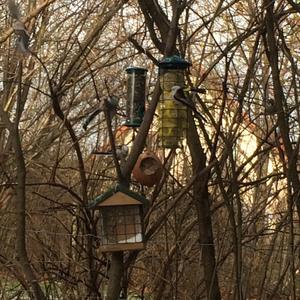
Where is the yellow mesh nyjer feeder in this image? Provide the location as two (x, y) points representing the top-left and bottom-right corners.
(158, 56), (191, 148)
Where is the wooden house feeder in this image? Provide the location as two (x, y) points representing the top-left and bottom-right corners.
(124, 67), (148, 127)
(158, 56), (191, 148)
(89, 185), (148, 252)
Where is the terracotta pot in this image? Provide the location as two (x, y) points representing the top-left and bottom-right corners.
(132, 151), (163, 187)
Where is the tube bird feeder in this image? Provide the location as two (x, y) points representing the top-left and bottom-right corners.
(158, 56), (191, 148)
(124, 67), (147, 127)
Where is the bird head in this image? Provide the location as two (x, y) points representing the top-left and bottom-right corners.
(107, 96), (119, 109)
(171, 85), (182, 93)
(171, 85), (182, 96)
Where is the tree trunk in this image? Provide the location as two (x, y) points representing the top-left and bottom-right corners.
(106, 252), (124, 300)
(187, 115), (221, 299)
(12, 63), (46, 300)
(264, 0), (300, 218)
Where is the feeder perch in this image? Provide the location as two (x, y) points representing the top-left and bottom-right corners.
(124, 67), (148, 127)
(132, 151), (163, 187)
(158, 56), (191, 148)
(89, 185), (148, 252)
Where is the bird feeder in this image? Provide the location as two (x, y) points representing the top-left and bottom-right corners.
(158, 56), (191, 148)
(124, 67), (148, 127)
(89, 185), (148, 252)
(132, 151), (163, 187)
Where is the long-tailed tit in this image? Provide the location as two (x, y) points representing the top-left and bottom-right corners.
(171, 85), (207, 122)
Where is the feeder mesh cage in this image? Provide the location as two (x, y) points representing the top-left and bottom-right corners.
(159, 69), (188, 148)
(125, 68), (147, 127)
(99, 205), (143, 246)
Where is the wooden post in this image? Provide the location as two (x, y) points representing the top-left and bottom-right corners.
(106, 251), (124, 300)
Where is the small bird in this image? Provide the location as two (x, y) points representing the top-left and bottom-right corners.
(264, 98), (277, 115)
(83, 96), (119, 130)
(16, 34), (30, 53)
(13, 21), (30, 52)
(105, 96), (119, 117)
(8, 0), (30, 53)
(171, 85), (207, 122)
(116, 144), (129, 160)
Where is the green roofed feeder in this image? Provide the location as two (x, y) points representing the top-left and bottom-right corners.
(158, 56), (191, 148)
(158, 55), (191, 70)
(124, 67), (147, 127)
(89, 185), (148, 252)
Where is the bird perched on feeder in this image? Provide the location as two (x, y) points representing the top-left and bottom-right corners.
(115, 144), (129, 160)
(171, 85), (207, 122)
(83, 96), (119, 130)
(8, 0), (30, 53)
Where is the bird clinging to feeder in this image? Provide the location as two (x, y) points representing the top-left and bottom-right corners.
(115, 144), (129, 160)
(171, 85), (207, 122)
(158, 55), (191, 148)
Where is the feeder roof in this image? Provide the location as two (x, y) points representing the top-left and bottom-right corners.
(158, 55), (191, 70)
(88, 185), (148, 209)
(126, 66), (148, 74)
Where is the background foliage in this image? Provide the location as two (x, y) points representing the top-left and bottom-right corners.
(0, 0), (300, 299)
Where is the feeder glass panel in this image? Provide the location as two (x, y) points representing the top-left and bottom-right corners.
(125, 67), (147, 127)
(99, 205), (143, 246)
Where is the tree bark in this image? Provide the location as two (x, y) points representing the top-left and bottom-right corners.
(12, 63), (46, 300)
(106, 252), (124, 300)
(264, 0), (300, 218)
(12, 127), (47, 300)
(187, 114), (221, 300)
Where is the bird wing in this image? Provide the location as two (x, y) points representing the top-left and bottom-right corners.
(173, 90), (196, 111)
(16, 32), (30, 52)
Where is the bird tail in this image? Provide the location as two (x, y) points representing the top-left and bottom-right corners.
(193, 109), (207, 122)
(83, 109), (101, 130)
(190, 87), (206, 94)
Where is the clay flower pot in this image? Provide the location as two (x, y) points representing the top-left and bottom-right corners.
(132, 151), (163, 187)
